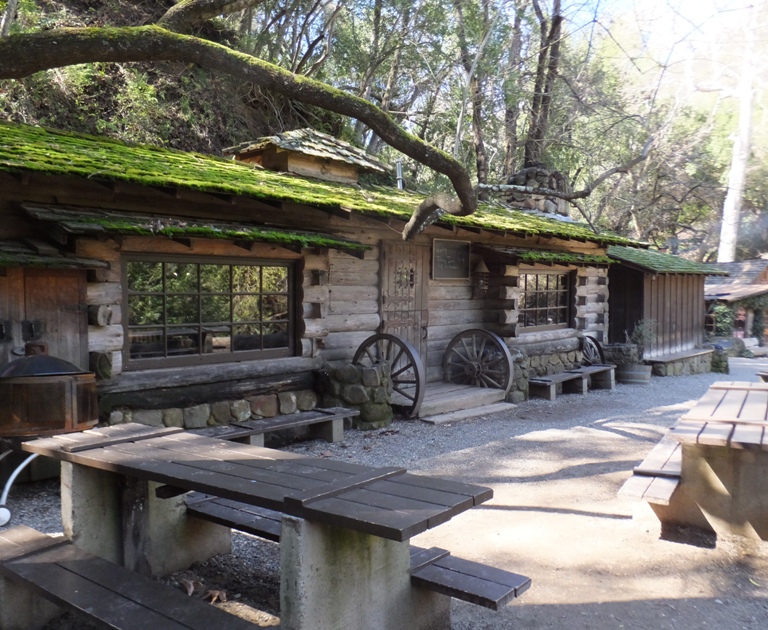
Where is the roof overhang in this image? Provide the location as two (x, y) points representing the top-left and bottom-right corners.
(475, 245), (613, 267)
(607, 245), (726, 276)
(0, 239), (109, 269)
(705, 284), (768, 303)
(22, 203), (370, 259)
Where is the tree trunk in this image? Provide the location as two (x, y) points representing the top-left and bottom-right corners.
(452, 0), (491, 188)
(717, 4), (759, 262)
(503, 5), (524, 179)
(0, 0), (19, 37)
(524, 0), (562, 167)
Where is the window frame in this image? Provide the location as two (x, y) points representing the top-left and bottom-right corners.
(122, 254), (298, 370)
(517, 269), (575, 332)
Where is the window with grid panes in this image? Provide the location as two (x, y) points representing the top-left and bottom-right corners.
(124, 256), (295, 368)
(518, 271), (572, 330)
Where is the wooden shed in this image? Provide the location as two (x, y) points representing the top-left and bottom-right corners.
(0, 121), (644, 424)
(607, 246), (725, 372)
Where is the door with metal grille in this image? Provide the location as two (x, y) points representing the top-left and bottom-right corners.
(380, 243), (429, 362)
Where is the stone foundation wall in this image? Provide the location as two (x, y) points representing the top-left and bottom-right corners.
(650, 352), (714, 377)
(316, 363), (393, 430)
(505, 334), (583, 403)
(107, 389), (318, 431)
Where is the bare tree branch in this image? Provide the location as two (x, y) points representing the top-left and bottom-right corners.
(481, 137), (654, 201)
(159, 0), (267, 34)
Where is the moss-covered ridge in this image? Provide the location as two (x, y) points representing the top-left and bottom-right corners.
(24, 204), (368, 254)
(0, 121), (637, 246)
(608, 245), (727, 275)
(497, 248), (613, 265)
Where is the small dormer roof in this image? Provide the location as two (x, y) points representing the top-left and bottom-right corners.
(224, 128), (390, 174)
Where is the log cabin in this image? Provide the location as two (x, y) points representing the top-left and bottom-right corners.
(0, 121), (715, 430)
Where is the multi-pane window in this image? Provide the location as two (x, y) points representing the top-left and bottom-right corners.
(125, 257), (293, 366)
(518, 271), (571, 330)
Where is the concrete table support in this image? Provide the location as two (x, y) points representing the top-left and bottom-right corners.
(61, 461), (231, 575)
(280, 516), (451, 630)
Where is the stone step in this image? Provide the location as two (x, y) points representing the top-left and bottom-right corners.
(420, 402), (517, 425)
(417, 385), (507, 418)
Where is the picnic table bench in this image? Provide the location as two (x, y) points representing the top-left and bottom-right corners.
(7, 423), (529, 630)
(0, 525), (258, 630)
(185, 491), (531, 610)
(189, 406), (359, 446)
(618, 435), (681, 506)
(620, 381), (768, 541)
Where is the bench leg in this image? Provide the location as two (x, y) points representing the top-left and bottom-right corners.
(529, 383), (556, 401)
(246, 433), (266, 447)
(563, 377), (588, 395)
(280, 516), (450, 630)
(308, 418), (344, 443)
(591, 370), (615, 390)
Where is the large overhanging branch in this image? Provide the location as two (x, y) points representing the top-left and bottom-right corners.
(159, 0), (268, 34)
(0, 25), (477, 239)
(479, 137), (654, 201)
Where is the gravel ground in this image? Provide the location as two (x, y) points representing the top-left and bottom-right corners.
(6, 357), (768, 629)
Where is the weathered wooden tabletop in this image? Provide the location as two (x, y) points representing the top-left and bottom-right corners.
(22, 423), (492, 542)
(670, 381), (768, 450)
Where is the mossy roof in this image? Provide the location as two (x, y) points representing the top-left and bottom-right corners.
(23, 204), (368, 256)
(477, 245), (613, 266)
(0, 121), (637, 246)
(224, 128), (390, 174)
(608, 245), (727, 275)
(0, 239), (109, 269)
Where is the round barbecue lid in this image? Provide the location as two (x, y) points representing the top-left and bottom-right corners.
(0, 354), (88, 378)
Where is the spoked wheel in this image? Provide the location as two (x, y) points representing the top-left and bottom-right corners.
(353, 333), (426, 418)
(443, 329), (514, 392)
(581, 336), (605, 366)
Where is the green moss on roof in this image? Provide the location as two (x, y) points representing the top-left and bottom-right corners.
(23, 205), (368, 254)
(608, 245), (726, 275)
(0, 121), (637, 246)
(502, 249), (613, 265)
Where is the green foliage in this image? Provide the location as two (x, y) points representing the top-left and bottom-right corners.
(626, 319), (657, 359)
(708, 303), (735, 337)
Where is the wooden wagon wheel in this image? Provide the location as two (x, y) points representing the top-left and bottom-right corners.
(581, 336), (605, 366)
(443, 329), (514, 392)
(353, 333), (426, 418)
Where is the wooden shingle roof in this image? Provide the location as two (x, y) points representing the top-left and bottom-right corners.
(0, 121), (638, 247)
(224, 128), (390, 174)
(608, 245), (726, 275)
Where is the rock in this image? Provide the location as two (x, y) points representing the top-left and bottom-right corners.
(184, 404), (210, 429)
(133, 409), (163, 427)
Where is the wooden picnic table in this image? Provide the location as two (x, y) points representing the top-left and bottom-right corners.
(20, 422), (495, 630)
(658, 381), (768, 540)
(21, 423), (491, 542)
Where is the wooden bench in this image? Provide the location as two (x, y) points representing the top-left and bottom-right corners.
(618, 435), (682, 506)
(528, 371), (588, 400)
(190, 406), (359, 446)
(566, 364), (616, 390)
(185, 492), (531, 611)
(0, 525), (258, 630)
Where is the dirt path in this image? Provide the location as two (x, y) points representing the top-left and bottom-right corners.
(412, 359), (768, 629)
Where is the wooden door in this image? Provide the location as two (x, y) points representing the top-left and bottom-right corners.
(0, 269), (88, 369)
(24, 269), (88, 369)
(380, 243), (429, 362)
